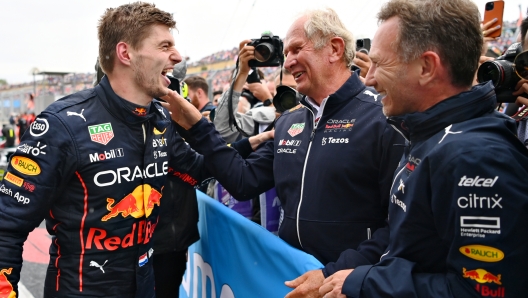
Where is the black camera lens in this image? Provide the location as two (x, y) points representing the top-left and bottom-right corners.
(254, 43), (274, 62)
(515, 51), (528, 80)
(485, 2), (494, 11)
(273, 85), (300, 113)
(477, 60), (516, 89)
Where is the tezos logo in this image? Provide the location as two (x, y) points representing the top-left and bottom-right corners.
(30, 118), (49, 137)
(322, 137), (349, 145)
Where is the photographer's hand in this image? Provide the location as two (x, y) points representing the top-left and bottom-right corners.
(246, 82), (273, 103)
(160, 90), (202, 130)
(514, 79), (528, 106)
(233, 40), (255, 92)
(353, 51), (372, 78)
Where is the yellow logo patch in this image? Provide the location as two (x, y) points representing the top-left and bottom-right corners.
(459, 245), (504, 262)
(11, 156), (41, 176)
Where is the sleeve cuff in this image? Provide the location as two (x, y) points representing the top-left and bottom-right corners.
(342, 265), (372, 298)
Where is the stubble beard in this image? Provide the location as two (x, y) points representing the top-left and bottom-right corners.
(133, 56), (167, 99)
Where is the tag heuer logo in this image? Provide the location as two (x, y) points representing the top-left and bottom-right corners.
(288, 123), (305, 137)
(88, 123), (114, 145)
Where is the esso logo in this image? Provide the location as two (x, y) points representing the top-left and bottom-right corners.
(30, 118), (49, 137)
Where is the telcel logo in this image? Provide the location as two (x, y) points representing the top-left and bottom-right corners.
(459, 245), (504, 262)
(458, 176), (498, 187)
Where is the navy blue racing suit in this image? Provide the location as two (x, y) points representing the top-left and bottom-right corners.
(0, 76), (207, 298)
(342, 82), (528, 297)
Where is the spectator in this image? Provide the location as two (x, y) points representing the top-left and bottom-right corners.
(514, 13), (528, 147)
(1, 124), (15, 148)
(184, 76), (215, 113)
(318, 1), (528, 297)
(212, 90), (223, 106)
(0, 3), (209, 297)
(161, 6), (404, 287)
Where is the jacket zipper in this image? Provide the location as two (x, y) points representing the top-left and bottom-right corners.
(296, 105), (321, 248)
(142, 123), (146, 144)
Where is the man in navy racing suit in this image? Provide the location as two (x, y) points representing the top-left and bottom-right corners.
(161, 8), (404, 298)
(0, 3), (209, 297)
(318, 0), (528, 297)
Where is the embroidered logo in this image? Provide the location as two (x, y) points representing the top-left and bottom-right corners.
(88, 123), (114, 145)
(287, 123), (305, 137)
(67, 109), (86, 121)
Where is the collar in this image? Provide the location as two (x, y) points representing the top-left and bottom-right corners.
(300, 72), (365, 112)
(95, 76), (171, 130)
(387, 81), (496, 142)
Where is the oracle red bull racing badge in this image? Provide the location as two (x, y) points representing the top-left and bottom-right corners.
(288, 123), (305, 137)
(88, 123), (114, 145)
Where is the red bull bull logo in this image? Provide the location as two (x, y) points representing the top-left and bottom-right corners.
(134, 107), (147, 116)
(462, 267), (502, 285)
(0, 268), (16, 298)
(101, 184), (162, 221)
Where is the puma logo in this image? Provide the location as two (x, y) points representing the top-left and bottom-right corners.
(90, 260), (108, 273)
(67, 109), (86, 122)
(439, 124), (462, 143)
(363, 90), (379, 101)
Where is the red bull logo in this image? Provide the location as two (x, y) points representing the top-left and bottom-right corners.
(86, 218), (158, 250)
(0, 268), (16, 298)
(474, 284), (505, 297)
(462, 267), (502, 285)
(134, 107), (147, 116)
(101, 184), (162, 221)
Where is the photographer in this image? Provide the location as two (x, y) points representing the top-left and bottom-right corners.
(213, 41), (277, 143)
(161, 8), (404, 297)
(515, 14), (528, 147)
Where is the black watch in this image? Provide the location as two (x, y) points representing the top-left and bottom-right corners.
(263, 99), (272, 106)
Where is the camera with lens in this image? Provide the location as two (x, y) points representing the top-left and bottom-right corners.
(356, 38), (371, 54)
(273, 85), (302, 113)
(248, 31), (284, 67)
(477, 42), (528, 102)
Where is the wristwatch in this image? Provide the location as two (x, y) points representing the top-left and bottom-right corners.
(263, 99), (272, 106)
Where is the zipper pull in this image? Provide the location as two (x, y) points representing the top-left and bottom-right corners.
(310, 127), (317, 141)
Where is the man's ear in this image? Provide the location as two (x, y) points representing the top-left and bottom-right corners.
(417, 51), (441, 86)
(329, 36), (345, 64)
(115, 42), (132, 66)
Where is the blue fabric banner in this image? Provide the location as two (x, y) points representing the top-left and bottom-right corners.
(180, 191), (323, 298)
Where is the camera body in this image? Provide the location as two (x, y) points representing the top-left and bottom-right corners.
(356, 38), (371, 54)
(477, 42), (522, 102)
(248, 31), (284, 67)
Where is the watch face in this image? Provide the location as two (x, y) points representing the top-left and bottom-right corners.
(264, 99), (272, 106)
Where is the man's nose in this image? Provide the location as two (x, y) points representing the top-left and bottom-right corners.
(284, 54), (295, 71)
(172, 48), (182, 64)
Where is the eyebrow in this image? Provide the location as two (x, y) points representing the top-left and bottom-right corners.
(159, 39), (174, 46)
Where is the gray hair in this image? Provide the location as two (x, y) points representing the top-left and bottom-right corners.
(303, 8), (355, 67)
